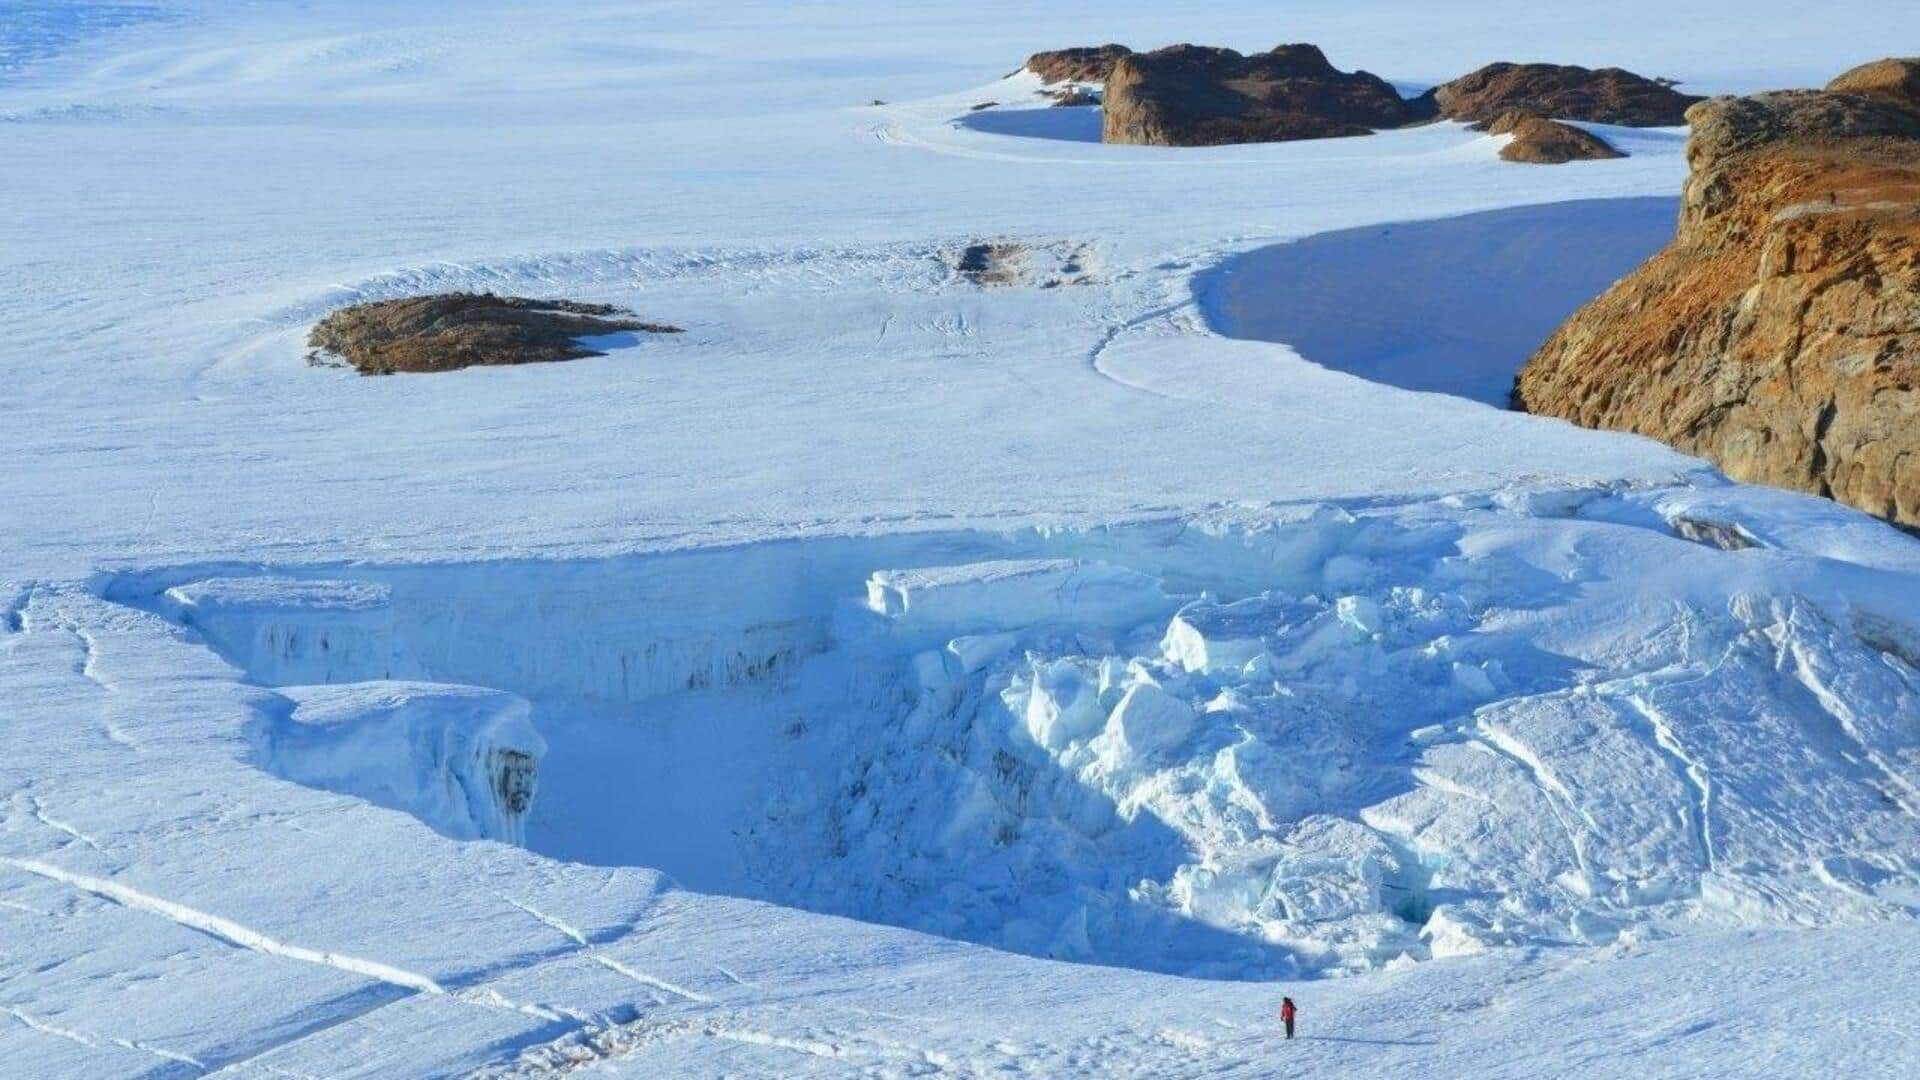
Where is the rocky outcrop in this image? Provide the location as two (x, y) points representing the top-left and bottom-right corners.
(1828, 57), (1920, 103)
(1514, 61), (1920, 527)
(1102, 43), (1414, 146)
(1482, 110), (1624, 163)
(1428, 62), (1700, 126)
(1025, 45), (1132, 85)
(308, 293), (681, 375)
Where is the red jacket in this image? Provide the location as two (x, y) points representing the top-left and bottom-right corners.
(1281, 1001), (1296, 1021)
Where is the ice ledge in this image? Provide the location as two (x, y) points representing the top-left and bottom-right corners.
(260, 681), (545, 845)
(861, 558), (1172, 647)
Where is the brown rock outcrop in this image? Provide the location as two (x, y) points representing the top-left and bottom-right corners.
(1482, 110), (1624, 163)
(1514, 61), (1920, 526)
(1427, 62), (1701, 126)
(308, 293), (681, 375)
(1828, 57), (1920, 104)
(1025, 45), (1132, 85)
(1101, 43), (1414, 147)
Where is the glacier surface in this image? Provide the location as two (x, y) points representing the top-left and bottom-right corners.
(4, 1), (1920, 1077)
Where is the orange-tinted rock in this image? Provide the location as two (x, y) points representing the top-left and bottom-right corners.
(1514, 67), (1920, 526)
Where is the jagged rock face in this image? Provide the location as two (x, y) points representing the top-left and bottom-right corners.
(1429, 62), (1701, 126)
(1482, 110), (1625, 163)
(1025, 44), (1132, 84)
(1515, 63), (1920, 527)
(1101, 43), (1414, 147)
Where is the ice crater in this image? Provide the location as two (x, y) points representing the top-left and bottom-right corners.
(106, 496), (1920, 978)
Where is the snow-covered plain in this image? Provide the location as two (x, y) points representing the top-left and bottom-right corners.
(4, 2), (1920, 1076)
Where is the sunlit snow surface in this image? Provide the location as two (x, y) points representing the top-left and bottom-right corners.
(5, 2), (1920, 1077)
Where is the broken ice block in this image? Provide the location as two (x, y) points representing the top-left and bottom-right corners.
(861, 559), (1170, 647)
(1161, 596), (1275, 676)
(1103, 680), (1195, 757)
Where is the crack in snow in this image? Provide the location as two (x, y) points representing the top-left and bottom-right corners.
(26, 794), (104, 852)
(1470, 722), (1597, 886)
(3, 864), (592, 1075)
(501, 895), (589, 947)
(499, 894), (714, 1005)
(68, 627), (113, 694)
(1621, 693), (1718, 872)
(1085, 297), (1199, 401)
(0, 856), (448, 995)
(455, 986), (579, 1025)
(4, 1005), (207, 1071)
(588, 954), (713, 1003)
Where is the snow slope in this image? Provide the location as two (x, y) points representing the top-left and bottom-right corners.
(4, 1), (1920, 1076)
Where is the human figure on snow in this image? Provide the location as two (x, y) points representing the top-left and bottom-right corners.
(1280, 996), (1297, 1040)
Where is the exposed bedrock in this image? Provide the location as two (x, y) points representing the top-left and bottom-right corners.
(307, 292), (681, 375)
(1025, 44), (1132, 84)
(1481, 110), (1625, 163)
(1516, 59), (1920, 528)
(1021, 44), (1695, 148)
(1101, 43), (1415, 146)
(1426, 62), (1701, 126)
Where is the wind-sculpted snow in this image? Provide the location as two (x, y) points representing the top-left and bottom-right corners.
(118, 484), (1920, 980)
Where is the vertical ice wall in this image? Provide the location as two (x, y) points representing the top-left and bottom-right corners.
(260, 682), (546, 845)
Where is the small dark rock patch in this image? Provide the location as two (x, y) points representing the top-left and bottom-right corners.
(944, 240), (1096, 288)
(952, 241), (1025, 285)
(308, 292), (681, 375)
(1043, 86), (1101, 107)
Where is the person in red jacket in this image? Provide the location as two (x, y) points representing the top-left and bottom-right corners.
(1280, 996), (1297, 1039)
